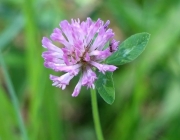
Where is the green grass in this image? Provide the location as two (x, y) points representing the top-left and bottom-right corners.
(0, 0), (180, 140)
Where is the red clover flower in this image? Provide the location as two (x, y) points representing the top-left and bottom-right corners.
(42, 18), (119, 97)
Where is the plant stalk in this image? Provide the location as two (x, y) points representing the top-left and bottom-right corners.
(90, 88), (104, 140)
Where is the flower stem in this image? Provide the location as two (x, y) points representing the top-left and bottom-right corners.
(0, 50), (28, 140)
(90, 88), (104, 140)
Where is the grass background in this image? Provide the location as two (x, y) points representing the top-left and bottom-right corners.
(0, 0), (180, 140)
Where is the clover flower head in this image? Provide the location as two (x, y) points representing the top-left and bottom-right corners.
(42, 17), (119, 97)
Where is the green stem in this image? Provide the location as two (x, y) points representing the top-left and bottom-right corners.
(0, 51), (28, 140)
(90, 88), (104, 140)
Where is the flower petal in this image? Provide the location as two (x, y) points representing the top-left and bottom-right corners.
(42, 37), (63, 53)
(50, 28), (71, 48)
(90, 61), (117, 74)
(81, 67), (97, 88)
(72, 77), (82, 97)
(50, 73), (74, 90)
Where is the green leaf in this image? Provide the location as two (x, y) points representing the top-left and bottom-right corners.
(95, 72), (115, 104)
(106, 32), (150, 65)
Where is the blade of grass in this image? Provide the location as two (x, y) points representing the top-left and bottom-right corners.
(0, 50), (28, 140)
(22, 0), (64, 139)
(22, 0), (43, 139)
(0, 87), (19, 140)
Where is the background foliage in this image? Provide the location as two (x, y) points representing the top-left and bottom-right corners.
(0, 0), (180, 140)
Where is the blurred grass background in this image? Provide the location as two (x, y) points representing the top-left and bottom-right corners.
(0, 0), (180, 140)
